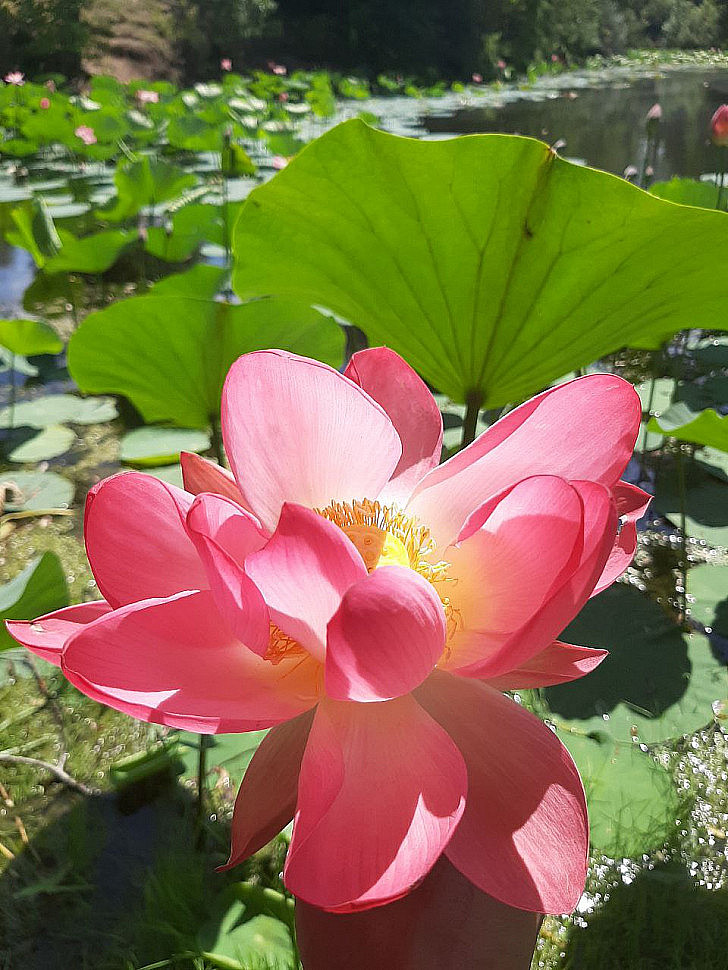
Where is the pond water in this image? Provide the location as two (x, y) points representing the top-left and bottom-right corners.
(408, 65), (728, 178)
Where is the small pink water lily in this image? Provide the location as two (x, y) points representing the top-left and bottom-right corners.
(8, 349), (647, 916)
(711, 104), (728, 146)
(136, 89), (159, 104)
(39, 97), (50, 109)
(268, 60), (287, 75)
(4, 70), (24, 85)
(221, 58), (232, 72)
(74, 125), (97, 146)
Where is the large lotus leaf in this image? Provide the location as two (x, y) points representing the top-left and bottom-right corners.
(653, 459), (728, 548)
(145, 203), (223, 263)
(0, 553), (69, 651)
(67, 294), (345, 428)
(232, 120), (728, 406)
(99, 156), (197, 222)
(44, 228), (137, 274)
(650, 177), (728, 211)
(6, 198), (61, 267)
(149, 264), (227, 298)
(689, 564), (728, 639)
(649, 403), (728, 453)
(558, 729), (681, 858)
(541, 584), (726, 744)
(0, 318), (62, 356)
(167, 114), (224, 152)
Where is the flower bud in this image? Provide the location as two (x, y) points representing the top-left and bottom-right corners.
(711, 105), (728, 147)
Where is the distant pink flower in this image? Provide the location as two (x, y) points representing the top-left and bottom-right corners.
(623, 164), (639, 180)
(278, 91), (289, 102)
(136, 89), (159, 104)
(551, 53), (560, 62)
(45, 79), (56, 92)
(39, 97), (50, 110)
(7, 349), (647, 918)
(272, 155), (289, 169)
(4, 71), (24, 86)
(221, 58), (232, 72)
(711, 104), (728, 146)
(268, 60), (287, 75)
(646, 102), (662, 122)
(497, 59), (507, 70)
(471, 73), (483, 84)
(74, 125), (97, 146)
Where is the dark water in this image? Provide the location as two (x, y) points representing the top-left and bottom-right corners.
(426, 68), (728, 180)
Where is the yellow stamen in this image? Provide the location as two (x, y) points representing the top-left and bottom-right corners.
(265, 623), (306, 665)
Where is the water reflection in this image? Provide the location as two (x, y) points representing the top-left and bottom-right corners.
(426, 69), (728, 178)
(0, 241), (36, 317)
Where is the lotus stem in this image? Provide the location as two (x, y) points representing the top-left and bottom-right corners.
(676, 443), (688, 624)
(461, 390), (483, 450)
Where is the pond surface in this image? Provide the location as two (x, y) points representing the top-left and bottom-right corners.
(415, 65), (728, 179)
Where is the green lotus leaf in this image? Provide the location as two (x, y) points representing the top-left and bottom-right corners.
(68, 294), (345, 428)
(44, 228), (137, 275)
(120, 427), (211, 467)
(689, 564), (728, 639)
(6, 424), (76, 463)
(558, 729), (681, 858)
(0, 318), (62, 356)
(649, 403), (728, 453)
(1, 470), (74, 511)
(653, 459), (728, 548)
(650, 176), (728, 211)
(0, 553), (69, 652)
(540, 584), (726, 744)
(6, 198), (61, 268)
(0, 394), (118, 429)
(233, 120), (728, 406)
(99, 155), (197, 223)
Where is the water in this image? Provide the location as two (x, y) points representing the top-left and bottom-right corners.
(422, 66), (728, 179)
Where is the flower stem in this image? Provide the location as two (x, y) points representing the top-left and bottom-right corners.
(676, 443), (688, 624)
(718, 148), (726, 210)
(210, 414), (225, 466)
(461, 390), (483, 450)
(195, 734), (211, 831)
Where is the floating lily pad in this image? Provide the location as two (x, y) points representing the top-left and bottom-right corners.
(120, 427), (211, 466)
(2, 470), (74, 511)
(0, 394), (118, 429)
(0, 552), (69, 652)
(653, 460), (728, 548)
(649, 403), (728, 453)
(7, 424), (75, 462)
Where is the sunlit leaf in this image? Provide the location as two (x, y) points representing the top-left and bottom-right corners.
(68, 294), (344, 427)
(0, 553), (69, 652)
(6, 424), (75, 462)
(99, 155), (197, 222)
(649, 403), (728, 453)
(233, 120), (728, 406)
(689, 564), (728, 639)
(45, 228), (137, 274)
(0, 318), (62, 356)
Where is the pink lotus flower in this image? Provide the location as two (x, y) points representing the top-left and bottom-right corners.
(7, 349), (647, 917)
(39, 97), (50, 109)
(4, 71), (24, 86)
(45, 79), (56, 92)
(471, 73), (483, 84)
(497, 59), (507, 70)
(646, 102), (662, 123)
(272, 154), (289, 169)
(268, 60), (287, 75)
(711, 104), (728, 146)
(136, 89), (159, 104)
(74, 125), (97, 146)
(221, 58), (232, 72)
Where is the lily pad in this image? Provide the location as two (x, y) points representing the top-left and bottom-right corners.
(649, 403), (728, 453)
(653, 460), (728, 548)
(120, 427), (211, 466)
(0, 552), (69, 652)
(2, 470), (74, 511)
(541, 584), (726, 744)
(44, 228), (136, 275)
(0, 394), (118, 429)
(233, 120), (728, 406)
(7, 424), (75, 462)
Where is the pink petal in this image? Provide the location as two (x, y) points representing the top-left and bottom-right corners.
(326, 565), (446, 702)
(221, 351), (402, 533)
(296, 855), (541, 970)
(284, 695), (467, 912)
(417, 671), (588, 914)
(84, 473), (208, 608)
(62, 590), (321, 733)
(180, 451), (246, 506)
(407, 375), (641, 550)
(450, 480), (617, 679)
(344, 348), (443, 504)
(5, 601), (112, 666)
(221, 709), (314, 870)
(483, 640), (608, 689)
(245, 503), (366, 662)
(186, 493), (269, 655)
(444, 476), (583, 646)
(591, 481), (651, 596)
